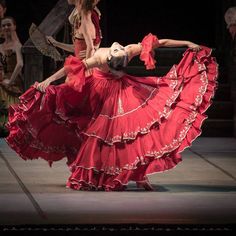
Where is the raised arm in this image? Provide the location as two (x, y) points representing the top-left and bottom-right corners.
(158, 39), (200, 50)
(139, 34), (201, 67)
(36, 67), (67, 92)
(36, 52), (101, 92)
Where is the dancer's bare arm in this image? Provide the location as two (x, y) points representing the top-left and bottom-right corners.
(36, 67), (66, 92)
(124, 38), (200, 61)
(47, 36), (74, 53)
(158, 39), (200, 50)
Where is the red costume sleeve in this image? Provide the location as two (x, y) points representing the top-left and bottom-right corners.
(140, 33), (160, 70)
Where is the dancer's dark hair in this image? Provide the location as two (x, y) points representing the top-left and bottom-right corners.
(107, 54), (128, 71)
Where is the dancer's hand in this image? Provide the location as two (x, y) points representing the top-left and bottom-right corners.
(187, 42), (201, 51)
(35, 78), (52, 92)
(1, 79), (12, 86)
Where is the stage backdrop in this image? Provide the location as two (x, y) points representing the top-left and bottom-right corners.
(4, 0), (235, 49)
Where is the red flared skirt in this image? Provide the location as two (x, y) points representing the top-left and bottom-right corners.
(6, 46), (218, 191)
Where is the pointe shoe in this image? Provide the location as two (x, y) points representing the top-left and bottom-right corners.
(136, 180), (154, 191)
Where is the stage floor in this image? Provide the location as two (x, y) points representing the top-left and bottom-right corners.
(0, 137), (236, 232)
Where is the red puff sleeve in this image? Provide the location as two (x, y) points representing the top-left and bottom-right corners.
(140, 33), (160, 70)
(64, 55), (86, 92)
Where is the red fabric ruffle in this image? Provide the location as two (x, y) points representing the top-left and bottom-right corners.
(140, 33), (159, 70)
(5, 83), (90, 166)
(64, 56), (86, 92)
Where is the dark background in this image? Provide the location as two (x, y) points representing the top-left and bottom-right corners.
(3, 0), (235, 49)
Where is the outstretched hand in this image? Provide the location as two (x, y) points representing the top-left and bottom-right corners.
(187, 42), (201, 51)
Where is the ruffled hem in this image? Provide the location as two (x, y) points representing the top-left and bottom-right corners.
(67, 152), (182, 191)
(66, 101), (210, 191)
(5, 83), (86, 166)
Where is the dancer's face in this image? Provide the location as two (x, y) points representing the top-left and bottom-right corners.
(1, 18), (15, 34)
(110, 42), (126, 58)
(0, 4), (6, 19)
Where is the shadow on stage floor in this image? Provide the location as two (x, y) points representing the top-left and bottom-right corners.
(127, 184), (236, 193)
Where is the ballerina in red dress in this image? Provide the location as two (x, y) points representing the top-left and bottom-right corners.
(6, 33), (218, 191)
